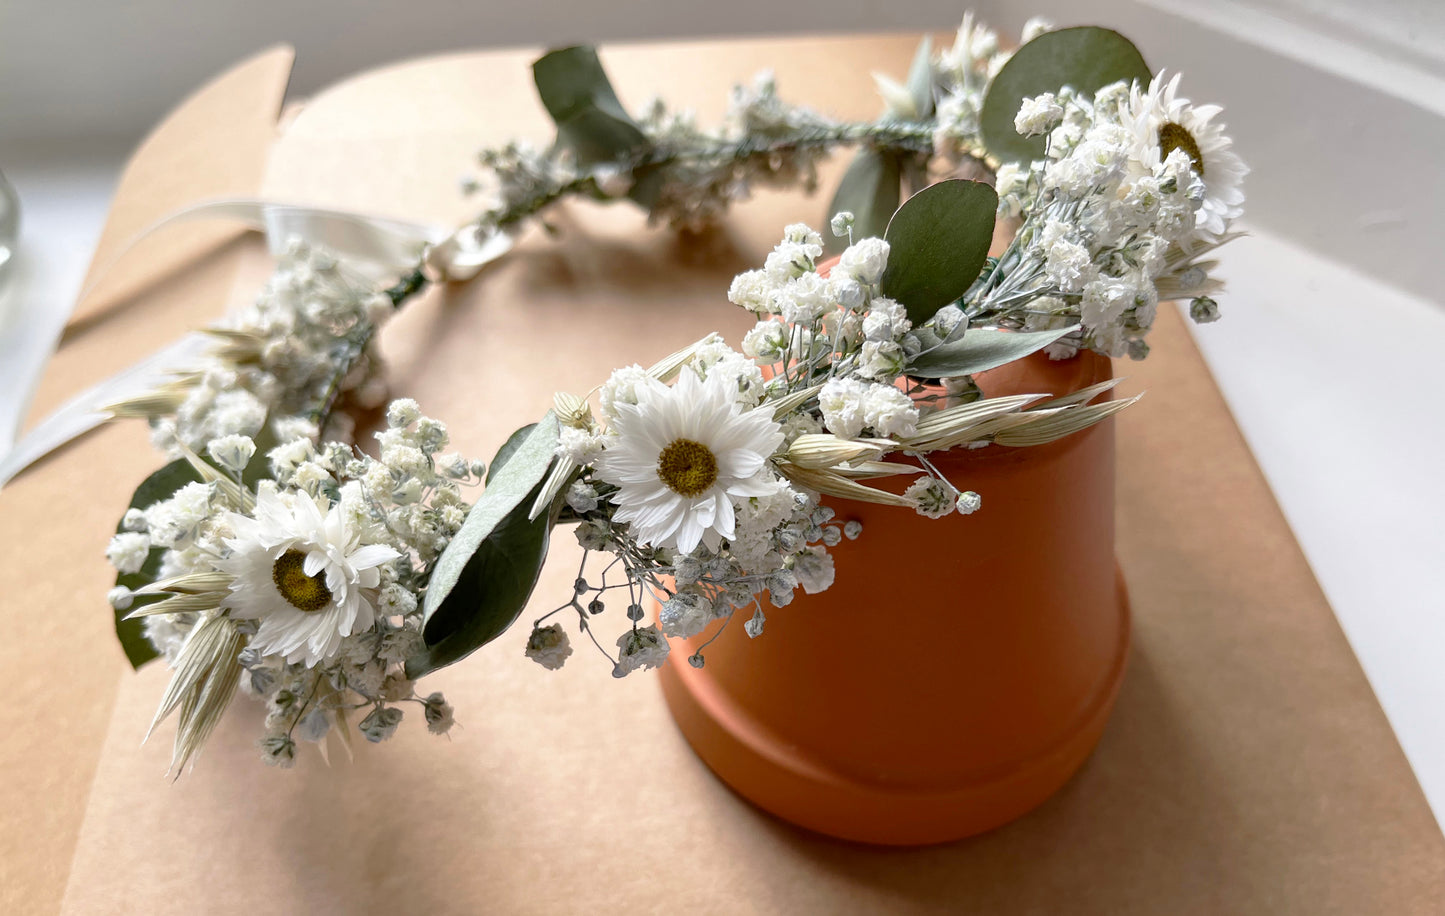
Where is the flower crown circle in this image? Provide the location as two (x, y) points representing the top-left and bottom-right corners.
(96, 16), (1247, 772)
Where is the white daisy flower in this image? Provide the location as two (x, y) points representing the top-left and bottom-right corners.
(593, 367), (785, 555)
(1125, 71), (1248, 241)
(215, 488), (399, 667)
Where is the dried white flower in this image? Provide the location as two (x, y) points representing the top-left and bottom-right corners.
(525, 623), (573, 670)
(614, 625), (669, 676)
(206, 434), (256, 473)
(905, 476), (957, 519)
(106, 532), (151, 575)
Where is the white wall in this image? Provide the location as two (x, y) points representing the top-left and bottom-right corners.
(1, 0), (1441, 303)
(5, 1), (1442, 139)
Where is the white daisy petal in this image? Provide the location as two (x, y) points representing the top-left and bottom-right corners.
(216, 490), (398, 667)
(593, 362), (785, 553)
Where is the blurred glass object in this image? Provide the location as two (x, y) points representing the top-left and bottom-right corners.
(0, 169), (18, 284)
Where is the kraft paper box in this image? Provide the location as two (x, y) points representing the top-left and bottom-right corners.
(3, 33), (1442, 914)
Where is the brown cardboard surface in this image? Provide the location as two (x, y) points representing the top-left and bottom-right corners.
(63, 46), (293, 331)
(3, 33), (1441, 914)
(0, 47), (291, 914)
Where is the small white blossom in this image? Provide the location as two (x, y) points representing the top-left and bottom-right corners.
(121, 508), (148, 532)
(658, 591), (713, 638)
(107, 532), (152, 575)
(359, 706), (403, 743)
(143, 482), (213, 549)
(107, 585), (135, 611)
(728, 269), (777, 314)
(1044, 239), (1094, 293)
(793, 549), (835, 594)
(1014, 92), (1063, 136)
(1190, 296), (1221, 323)
(423, 692), (455, 735)
(386, 399), (421, 428)
(558, 425), (605, 465)
(525, 623), (573, 670)
(905, 476), (957, 519)
(818, 378), (869, 439)
(956, 491), (982, 515)
(206, 434), (256, 473)
(566, 480), (599, 514)
(836, 238), (889, 287)
(614, 625), (669, 676)
(862, 383), (919, 438)
(861, 297), (909, 342)
(599, 365), (653, 420)
(742, 319), (789, 362)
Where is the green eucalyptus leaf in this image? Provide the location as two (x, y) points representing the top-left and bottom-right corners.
(112, 459), (205, 669)
(407, 413), (561, 678)
(554, 108), (648, 168)
(823, 147), (902, 255)
(906, 35), (935, 119)
(906, 327), (1076, 379)
(532, 46), (647, 167)
(880, 178), (998, 325)
(487, 422), (539, 484)
(980, 27), (1150, 164)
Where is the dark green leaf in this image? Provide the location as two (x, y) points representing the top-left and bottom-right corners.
(126, 459), (203, 517)
(407, 413), (561, 678)
(112, 459), (204, 669)
(532, 46), (648, 167)
(554, 108), (648, 169)
(905, 327), (1076, 378)
(906, 35), (935, 119)
(901, 152), (930, 197)
(980, 27), (1150, 164)
(115, 550), (165, 668)
(239, 421), (279, 489)
(823, 148), (902, 255)
(533, 46), (635, 127)
(880, 179), (998, 325)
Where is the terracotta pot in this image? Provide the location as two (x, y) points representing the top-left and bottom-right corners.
(660, 346), (1130, 845)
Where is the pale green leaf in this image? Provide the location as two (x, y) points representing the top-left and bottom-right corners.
(532, 46), (648, 168)
(906, 327), (1074, 378)
(980, 27), (1150, 164)
(823, 148), (901, 255)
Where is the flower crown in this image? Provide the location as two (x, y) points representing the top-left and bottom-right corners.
(99, 15), (1246, 771)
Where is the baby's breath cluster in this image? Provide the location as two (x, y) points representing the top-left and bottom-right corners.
(987, 73), (1246, 358)
(111, 239), (397, 457)
(105, 400), (479, 771)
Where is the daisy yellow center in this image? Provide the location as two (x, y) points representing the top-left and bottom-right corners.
(271, 549), (332, 613)
(657, 438), (719, 498)
(1158, 121), (1205, 176)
